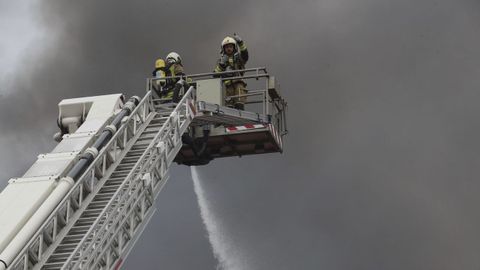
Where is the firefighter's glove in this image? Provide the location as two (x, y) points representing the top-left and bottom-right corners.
(233, 33), (243, 44)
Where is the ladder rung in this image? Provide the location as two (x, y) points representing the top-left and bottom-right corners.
(151, 117), (170, 122)
(118, 160), (137, 165)
(123, 155), (142, 160)
(71, 224), (91, 230)
(57, 243), (78, 249)
(43, 261), (65, 268)
(62, 236), (84, 244)
(115, 165), (134, 171)
(85, 204), (106, 210)
(129, 147), (148, 152)
(76, 216), (97, 223)
(100, 186), (121, 193)
(118, 160), (136, 165)
(138, 136), (155, 141)
(49, 252), (71, 260)
(142, 128), (161, 133)
(128, 146), (147, 151)
(110, 173), (129, 178)
(90, 198), (110, 204)
(94, 194), (115, 201)
(81, 212), (102, 218)
(113, 169), (131, 174)
(104, 181), (124, 187)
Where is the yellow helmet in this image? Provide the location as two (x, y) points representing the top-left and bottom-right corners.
(155, 58), (165, 69)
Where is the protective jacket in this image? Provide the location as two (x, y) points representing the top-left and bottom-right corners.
(152, 63), (184, 86)
(152, 62), (185, 101)
(214, 42), (248, 85)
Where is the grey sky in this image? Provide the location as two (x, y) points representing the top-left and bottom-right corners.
(2, 0), (480, 269)
(0, 0), (46, 92)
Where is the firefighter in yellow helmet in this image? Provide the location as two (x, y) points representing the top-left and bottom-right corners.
(152, 52), (186, 103)
(214, 34), (249, 110)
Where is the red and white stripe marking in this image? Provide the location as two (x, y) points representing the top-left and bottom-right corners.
(225, 123), (283, 149)
(225, 124), (266, 132)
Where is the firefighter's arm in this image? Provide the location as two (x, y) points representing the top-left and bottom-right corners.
(233, 34), (248, 63)
(172, 64), (185, 83)
(165, 61), (174, 71)
(239, 45), (248, 63)
(174, 64), (185, 76)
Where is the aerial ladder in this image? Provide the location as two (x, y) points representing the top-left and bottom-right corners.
(0, 68), (287, 270)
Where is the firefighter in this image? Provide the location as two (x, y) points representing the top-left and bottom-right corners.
(214, 34), (249, 110)
(152, 52), (187, 103)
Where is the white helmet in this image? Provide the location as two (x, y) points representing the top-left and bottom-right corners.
(221, 36), (237, 47)
(166, 52), (182, 64)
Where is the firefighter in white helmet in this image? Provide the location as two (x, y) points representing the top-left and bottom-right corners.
(214, 34), (249, 110)
(152, 52), (187, 103)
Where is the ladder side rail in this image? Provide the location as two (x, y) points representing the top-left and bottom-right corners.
(73, 88), (195, 269)
(8, 92), (154, 270)
(88, 162), (159, 269)
(94, 144), (177, 270)
(69, 88), (195, 270)
(106, 190), (157, 270)
(65, 87), (196, 270)
(105, 158), (172, 270)
(90, 93), (195, 270)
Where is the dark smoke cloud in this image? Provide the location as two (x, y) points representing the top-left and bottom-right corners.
(2, 0), (480, 269)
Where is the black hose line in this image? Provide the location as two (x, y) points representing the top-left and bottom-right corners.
(66, 96), (139, 182)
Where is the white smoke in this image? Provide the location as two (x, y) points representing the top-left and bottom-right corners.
(191, 167), (250, 270)
(0, 0), (47, 94)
